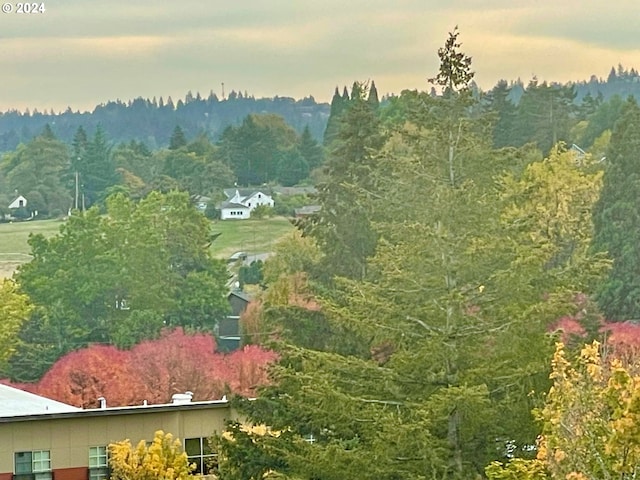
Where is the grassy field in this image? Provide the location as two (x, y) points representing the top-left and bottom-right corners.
(209, 216), (294, 259)
(0, 216), (294, 278)
(0, 219), (64, 278)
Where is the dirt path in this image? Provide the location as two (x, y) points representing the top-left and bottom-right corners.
(0, 262), (21, 279)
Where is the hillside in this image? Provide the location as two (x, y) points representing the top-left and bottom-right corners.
(0, 93), (330, 153)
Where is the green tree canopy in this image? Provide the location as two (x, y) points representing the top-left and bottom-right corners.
(7, 191), (229, 380)
(0, 127), (72, 216)
(592, 97), (640, 320)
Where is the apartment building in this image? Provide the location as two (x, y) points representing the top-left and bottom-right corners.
(0, 385), (232, 480)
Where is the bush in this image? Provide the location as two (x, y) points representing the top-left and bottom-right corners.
(251, 205), (274, 219)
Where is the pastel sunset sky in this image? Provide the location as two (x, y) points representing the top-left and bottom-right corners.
(2, 0), (639, 111)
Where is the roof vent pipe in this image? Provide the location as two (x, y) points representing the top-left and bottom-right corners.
(97, 397), (106, 409)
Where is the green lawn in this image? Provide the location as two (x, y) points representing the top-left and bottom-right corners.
(0, 219), (65, 278)
(210, 216), (294, 259)
(0, 219), (64, 257)
(0, 216), (294, 277)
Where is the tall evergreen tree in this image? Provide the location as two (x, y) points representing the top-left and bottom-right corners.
(298, 125), (324, 170)
(428, 26), (476, 187)
(484, 79), (518, 148)
(592, 97), (640, 320)
(82, 125), (118, 206)
(323, 87), (348, 146)
(367, 80), (380, 109)
(304, 82), (383, 281)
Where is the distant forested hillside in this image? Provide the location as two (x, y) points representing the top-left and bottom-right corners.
(0, 91), (330, 153)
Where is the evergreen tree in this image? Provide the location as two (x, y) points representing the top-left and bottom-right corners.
(1, 130), (71, 216)
(367, 80), (380, 109)
(484, 79), (518, 148)
(592, 97), (640, 320)
(510, 79), (577, 154)
(428, 26), (476, 187)
(82, 125), (118, 206)
(323, 87), (347, 146)
(303, 82), (383, 281)
(298, 125), (324, 170)
(169, 125), (187, 150)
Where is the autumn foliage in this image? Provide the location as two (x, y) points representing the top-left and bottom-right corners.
(6, 328), (276, 408)
(109, 430), (193, 480)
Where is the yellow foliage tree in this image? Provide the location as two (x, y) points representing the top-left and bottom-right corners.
(0, 279), (32, 370)
(487, 342), (640, 480)
(109, 430), (194, 480)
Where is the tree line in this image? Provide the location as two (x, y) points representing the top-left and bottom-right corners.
(0, 92), (330, 153)
(0, 118), (325, 218)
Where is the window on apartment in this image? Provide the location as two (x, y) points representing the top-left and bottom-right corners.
(185, 438), (217, 475)
(14, 450), (52, 480)
(88, 446), (109, 480)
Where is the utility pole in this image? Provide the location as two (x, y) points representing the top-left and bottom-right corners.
(221, 82), (225, 100)
(74, 171), (79, 210)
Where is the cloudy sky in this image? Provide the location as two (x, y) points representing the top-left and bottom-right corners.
(1, 0), (640, 112)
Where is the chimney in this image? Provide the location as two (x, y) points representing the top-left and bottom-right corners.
(171, 391), (193, 405)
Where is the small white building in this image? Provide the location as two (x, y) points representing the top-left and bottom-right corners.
(8, 195), (27, 210)
(220, 189), (274, 220)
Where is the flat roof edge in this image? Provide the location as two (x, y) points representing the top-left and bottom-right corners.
(0, 400), (231, 423)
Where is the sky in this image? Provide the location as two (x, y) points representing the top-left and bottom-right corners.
(1, 0), (640, 112)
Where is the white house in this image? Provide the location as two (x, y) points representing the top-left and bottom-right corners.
(8, 195), (27, 210)
(220, 189), (274, 220)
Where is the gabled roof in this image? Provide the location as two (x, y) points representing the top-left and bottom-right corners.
(0, 383), (81, 418)
(228, 289), (252, 303)
(223, 188), (271, 199)
(220, 201), (250, 210)
(8, 195), (27, 209)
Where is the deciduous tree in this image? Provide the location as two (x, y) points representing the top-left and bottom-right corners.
(0, 279), (32, 371)
(109, 430), (193, 480)
(8, 191), (229, 379)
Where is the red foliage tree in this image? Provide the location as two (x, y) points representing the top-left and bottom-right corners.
(128, 328), (231, 404)
(31, 345), (143, 408)
(221, 345), (278, 397)
(11, 328), (277, 408)
(600, 321), (640, 365)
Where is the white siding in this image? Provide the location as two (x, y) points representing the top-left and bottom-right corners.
(220, 208), (250, 220)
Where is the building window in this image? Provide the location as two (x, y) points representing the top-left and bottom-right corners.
(14, 451), (51, 480)
(185, 438), (217, 475)
(88, 446), (109, 480)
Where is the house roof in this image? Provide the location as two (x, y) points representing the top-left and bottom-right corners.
(223, 188), (272, 199)
(271, 186), (317, 196)
(228, 289), (252, 303)
(220, 201), (250, 210)
(0, 383), (82, 418)
(294, 205), (322, 216)
(8, 195), (27, 209)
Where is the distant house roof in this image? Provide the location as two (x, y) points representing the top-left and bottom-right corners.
(294, 205), (322, 216)
(0, 383), (81, 418)
(220, 201), (250, 210)
(228, 289), (252, 304)
(223, 188), (272, 199)
(272, 186), (317, 196)
(8, 195), (27, 210)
